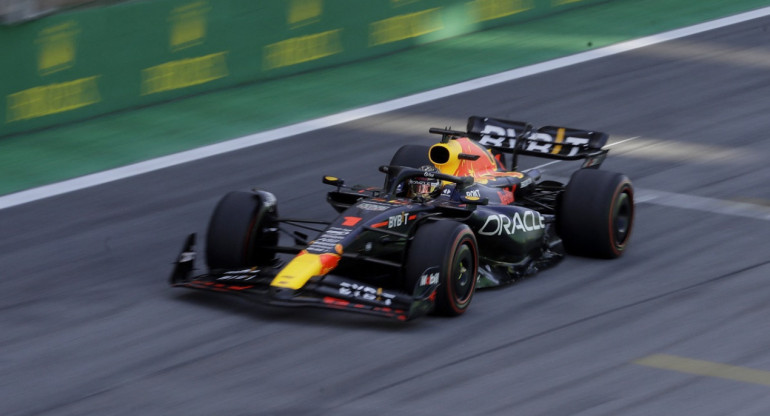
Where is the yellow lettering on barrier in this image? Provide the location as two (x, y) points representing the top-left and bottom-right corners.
(169, 1), (210, 51)
(141, 51), (229, 95)
(264, 29), (343, 70)
(369, 8), (443, 46)
(7, 76), (101, 122)
(468, 0), (533, 22)
(288, 0), (323, 26)
(37, 21), (80, 75)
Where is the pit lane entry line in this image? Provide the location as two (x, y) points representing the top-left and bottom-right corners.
(2, 6), (770, 211)
(635, 354), (770, 388)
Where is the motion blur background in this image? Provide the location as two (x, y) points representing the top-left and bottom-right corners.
(2, 0), (767, 197)
(1, 0), (610, 138)
(0, 0), (103, 23)
(0, 0), (103, 24)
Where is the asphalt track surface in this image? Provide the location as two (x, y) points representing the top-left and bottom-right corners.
(3, 16), (770, 416)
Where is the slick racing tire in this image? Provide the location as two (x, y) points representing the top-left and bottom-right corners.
(405, 220), (478, 316)
(206, 191), (279, 271)
(558, 169), (634, 259)
(390, 144), (432, 168)
(385, 144), (432, 191)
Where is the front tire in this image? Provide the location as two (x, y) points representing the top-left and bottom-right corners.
(558, 169), (634, 258)
(404, 220), (478, 316)
(206, 191), (279, 270)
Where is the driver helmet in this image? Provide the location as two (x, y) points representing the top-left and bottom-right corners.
(407, 165), (441, 198)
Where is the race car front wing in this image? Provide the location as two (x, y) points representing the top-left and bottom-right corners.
(169, 234), (435, 321)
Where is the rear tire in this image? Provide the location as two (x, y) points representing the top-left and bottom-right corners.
(404, 220), (478, 316)
(558, 169), (634, 258)
(206, 191), (279, 270)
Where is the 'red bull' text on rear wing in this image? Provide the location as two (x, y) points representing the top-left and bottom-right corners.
(429, 116), (609, 171)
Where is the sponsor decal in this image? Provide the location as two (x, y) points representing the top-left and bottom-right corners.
(196, 281), (254, 291)
(419, 272), (439, 286)
(478, 211), (545, 236)
(421, 171), (436, 178)
(357, 202), (391, 211)
(307, 227), (351, 253)
(477, 125), (518, 148)
(216, 269), (258, 281)
(339, 282), (395, 306)
(477, 124), (591, 156)
(387, 212), (414, 228)
(342, 216), (362, 226)
(466, 189), (481, 198)
(527, 132), (591, 156)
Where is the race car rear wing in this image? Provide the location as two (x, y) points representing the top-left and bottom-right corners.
(429, 116), (609, 170)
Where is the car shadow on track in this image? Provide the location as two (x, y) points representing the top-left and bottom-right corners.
(169, 290), (424, 331)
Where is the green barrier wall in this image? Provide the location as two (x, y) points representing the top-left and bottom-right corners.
(0, 0), (610, 137)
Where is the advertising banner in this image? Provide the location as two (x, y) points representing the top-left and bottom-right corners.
(0, 0), (607, 136)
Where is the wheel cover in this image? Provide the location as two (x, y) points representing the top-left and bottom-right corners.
(452, 244), (475, 302)
(613, 191), (632, 246)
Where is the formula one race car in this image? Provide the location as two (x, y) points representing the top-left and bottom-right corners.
(170, 116), (634, 320)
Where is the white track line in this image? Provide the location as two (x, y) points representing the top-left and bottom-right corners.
(3, 6), (770, 210)
(636, 190), (770, 221)
(531, 134), (770, 222)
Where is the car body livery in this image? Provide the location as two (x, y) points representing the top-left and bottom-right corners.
(170, 116), (634, 320)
